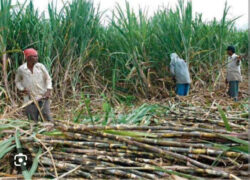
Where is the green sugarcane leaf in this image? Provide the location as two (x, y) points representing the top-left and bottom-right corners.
(203, 140), (248, 154)
(15, 130), (22, 149)
(0, 137), (14, 150)
(0, 137), (15, 159)
(43, 130), (64, 136)
(211, 153), (224, 167)
(217, 105), (231, 131)
(231, 145), (249, 153)
(0, 145), (16, 159)
(15, 130), (31, 180)
(22, 171), (31, 180)
(29, 148), (42, 176)
(0, 123), (27, 131)
(201, 140), (231, 150)
(218, 134), (249, 146)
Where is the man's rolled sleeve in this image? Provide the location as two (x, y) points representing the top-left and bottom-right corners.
(41, 64), (53, 90)
(46, 73), (53, 90)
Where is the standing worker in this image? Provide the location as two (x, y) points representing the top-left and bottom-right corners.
(226, 46), (242, 101)
(170, 53), (191, 96)
(15, 48), (53, 122)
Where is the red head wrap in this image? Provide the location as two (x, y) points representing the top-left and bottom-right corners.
(23, 48), (38, 59)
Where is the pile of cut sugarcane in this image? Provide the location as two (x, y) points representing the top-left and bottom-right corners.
(1, 103), (249, 179)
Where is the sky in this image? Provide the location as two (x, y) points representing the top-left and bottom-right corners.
(12, 0), (248, 29)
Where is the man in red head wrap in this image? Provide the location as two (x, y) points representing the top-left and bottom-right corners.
(15, 48), (53, 122)
(23, 48), (38, 59)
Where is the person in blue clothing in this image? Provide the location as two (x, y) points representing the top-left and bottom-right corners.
(170, 53), (191, 96)
(226, 46), (242, 101)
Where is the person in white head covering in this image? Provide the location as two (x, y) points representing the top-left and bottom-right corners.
(170, 53), (191, 96)
(226, 46), (242, 101)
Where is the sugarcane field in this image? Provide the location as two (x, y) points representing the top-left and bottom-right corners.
(0, 0), (249, 179)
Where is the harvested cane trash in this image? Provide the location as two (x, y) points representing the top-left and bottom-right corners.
(0, 103), (249, 180)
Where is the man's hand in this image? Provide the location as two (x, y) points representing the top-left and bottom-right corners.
(43, 89), (52, 99)
(236, 56), (242, 65)
(237, 56), (242, 60)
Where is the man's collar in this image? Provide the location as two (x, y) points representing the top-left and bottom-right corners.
(23, 63), (28, 70)
(229, 53), (235, 57)
(23, 62), (38, 70)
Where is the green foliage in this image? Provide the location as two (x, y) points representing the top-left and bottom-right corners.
(0, 119), (30, 131)
(15, 130), (42, 180)
(0, 137), (15, 159)
(117, 95), (136, 106)
(219, 134), (249, 146)
(207, 134), (249, 154)
(121, 104), (156, 125)
(73, 103), (160, 125)
(81, 93), (94, 125)
(74, 100), (86, 123)
(42, 130), (64, 136)
(29, 148), (42, 177)
(217, 105), (232, 131)
(0, 0), (247, 98)
(101, 94), (112, 125)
